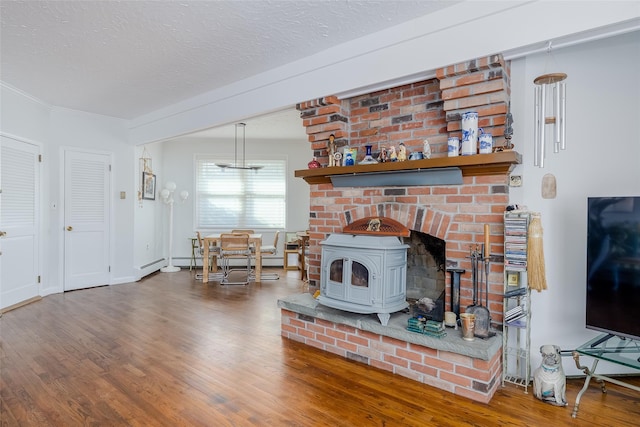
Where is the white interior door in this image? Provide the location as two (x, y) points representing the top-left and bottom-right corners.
(64, 150), (110, 291)
(0, 136), (40, 309)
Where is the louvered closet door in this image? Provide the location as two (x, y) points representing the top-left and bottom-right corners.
(0, 136), (40, 309)
(64, 150), (110, 291)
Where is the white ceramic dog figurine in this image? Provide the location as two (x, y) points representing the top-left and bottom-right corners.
(533, 344), (567, 406)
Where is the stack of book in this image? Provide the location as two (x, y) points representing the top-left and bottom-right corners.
(407, 317), (447, 338)
(423, 320), (447, 338)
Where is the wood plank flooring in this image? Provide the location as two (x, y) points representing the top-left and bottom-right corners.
(1, 268), (639, 426)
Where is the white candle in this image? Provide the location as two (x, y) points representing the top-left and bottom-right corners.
(484, 224), (490, 258)
(444, 311), (456, 326)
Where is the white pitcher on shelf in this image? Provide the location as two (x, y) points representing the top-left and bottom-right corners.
(461, 111), (478, 156)
(479, 131), (493, 154)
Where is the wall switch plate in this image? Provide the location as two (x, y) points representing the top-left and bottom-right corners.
(120, 191), (126, 199)
(509, 175), (522, 187)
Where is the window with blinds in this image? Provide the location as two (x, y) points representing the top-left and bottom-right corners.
(196, 156), (286, 230)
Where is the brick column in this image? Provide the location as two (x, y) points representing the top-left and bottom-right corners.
(296, 96), (349, 166)
(437, 54), (510, 149)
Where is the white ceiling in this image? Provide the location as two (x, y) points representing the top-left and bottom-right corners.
(2, 1), (638, 141)
(0, 0), (459, 139)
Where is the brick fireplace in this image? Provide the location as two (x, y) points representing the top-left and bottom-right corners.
(281, 54), (518, 403)
(297, 54), (512, 324)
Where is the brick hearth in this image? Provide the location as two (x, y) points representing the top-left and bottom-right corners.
(278, 294), (502, 403)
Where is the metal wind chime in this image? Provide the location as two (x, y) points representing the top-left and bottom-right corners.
(533, 42), (567, 168)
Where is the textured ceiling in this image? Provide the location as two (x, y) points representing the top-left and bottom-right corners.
(0, 0), (457, 123)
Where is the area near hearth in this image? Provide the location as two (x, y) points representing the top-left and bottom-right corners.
(278, 293), (502, 403)
(285, 53), (518, 403)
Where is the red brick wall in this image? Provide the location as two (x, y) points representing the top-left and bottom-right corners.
(439, 54), (510, 148)
(297, 54), (510, 165)
(306, 177), (508, 323)
(296, 54), (512, 324)
(281, 309), (502, 403)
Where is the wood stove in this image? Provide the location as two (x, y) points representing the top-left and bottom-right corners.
(318, 233), (409, 326)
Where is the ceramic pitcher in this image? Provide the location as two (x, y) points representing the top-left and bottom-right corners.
(479, 132), (493, 154)
(448, 137), (460, 157)
(461, 111), (478, 156)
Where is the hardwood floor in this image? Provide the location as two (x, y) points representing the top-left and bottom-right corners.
(1, 268), (639, 426)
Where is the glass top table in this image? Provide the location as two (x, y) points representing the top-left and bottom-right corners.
(572, 334), (640, 418)
(575, 334), (640, 370)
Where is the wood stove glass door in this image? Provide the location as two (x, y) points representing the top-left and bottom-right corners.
(347, 260), (371, 305)
(329, 259), (343, 283)
(325, 258), (345, 301)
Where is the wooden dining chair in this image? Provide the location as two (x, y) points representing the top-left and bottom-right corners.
(231, 229), (255, 235)
(194, 231), (221, 281)
(256, 231), (280, 280)
(231, 229), (256, 251)
(219, 233), (253, 285)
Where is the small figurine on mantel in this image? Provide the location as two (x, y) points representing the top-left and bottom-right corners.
(423, 139), (432, 159)
(503, 111), (514, 151)
(333, 151), (343, 167)
(327, 134), (337, 167)
(378, 147), (388, 163)
(397, 142), (407, 161)
(344, 151), (355, 166)
(388, 145), (397, 162)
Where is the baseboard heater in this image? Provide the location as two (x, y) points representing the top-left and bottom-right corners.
(140, 258), (165, 269)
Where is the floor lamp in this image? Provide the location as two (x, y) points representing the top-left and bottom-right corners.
(160, 181), (189, 273)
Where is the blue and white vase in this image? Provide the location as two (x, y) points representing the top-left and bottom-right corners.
(479, 132), (493, 154)
(461, 111), (479, 156)
(448, 137), (460, 157)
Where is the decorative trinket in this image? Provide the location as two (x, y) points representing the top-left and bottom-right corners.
(308, 157), (321, 168)
(397, 142), (407, 161)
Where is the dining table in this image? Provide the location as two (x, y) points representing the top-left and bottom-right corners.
(201, 233), (263, 283)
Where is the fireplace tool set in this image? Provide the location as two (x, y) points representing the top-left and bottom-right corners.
(465, 244), (496, 339)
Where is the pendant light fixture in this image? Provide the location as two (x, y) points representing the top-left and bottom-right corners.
(533, 42), (567, 168)
(215, 122), (263, 171)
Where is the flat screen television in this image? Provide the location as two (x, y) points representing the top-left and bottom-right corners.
(586, 196), (640, 342)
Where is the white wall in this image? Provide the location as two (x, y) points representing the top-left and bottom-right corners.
(0, 84), (51, 292)
(157, 135), (311, 267)
(1, 82), (308, 289)
(1, 84), (137, 294)
(133, 141), (165, 276)
(47, 108), (136, 288)
(509, 31), (640, 374)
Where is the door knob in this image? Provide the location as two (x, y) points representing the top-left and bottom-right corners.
(66, 226), (73, 231)
(0, 231), (6, 237)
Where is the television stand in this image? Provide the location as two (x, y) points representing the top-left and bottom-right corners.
(572, 334), (640, 418)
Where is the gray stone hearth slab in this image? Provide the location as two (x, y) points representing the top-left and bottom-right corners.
(278, 293), (501, 361)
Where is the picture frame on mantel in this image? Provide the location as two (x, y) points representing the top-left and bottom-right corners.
(142, 171), (156, 200)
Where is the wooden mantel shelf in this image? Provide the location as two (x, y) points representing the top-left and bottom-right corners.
(294, 151), (522, 185)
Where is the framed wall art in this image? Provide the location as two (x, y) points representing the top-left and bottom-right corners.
(142, 171), (156, 200)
